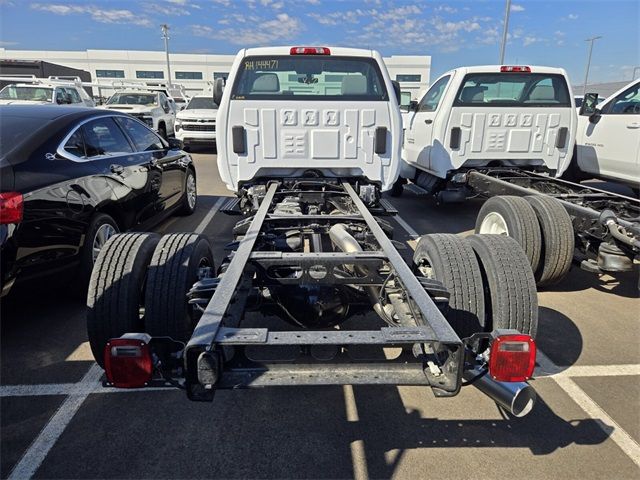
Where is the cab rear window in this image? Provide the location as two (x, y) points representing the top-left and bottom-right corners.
(230, 56), (388, 101)
(453, 73), (571, 107)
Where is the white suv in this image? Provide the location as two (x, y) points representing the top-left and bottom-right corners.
(100, 90), (176, 139)
(0, 81), (94, 107)
(175, 95), (217, 149)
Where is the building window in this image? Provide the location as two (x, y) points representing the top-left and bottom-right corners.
(96, 70), (125, 78)
(396, 74), (422, 82)
(176, 71), (203, 80)
(136, 71), (164, 79)
(213, 72), (228, 81)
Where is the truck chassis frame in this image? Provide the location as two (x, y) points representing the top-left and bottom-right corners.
(181, 180), (466, 401)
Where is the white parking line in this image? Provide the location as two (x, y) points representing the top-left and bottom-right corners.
(195, 196), (226, 234)
(391, 206), (640, 468)
(555, 376), (640, 467)
(7, 364), (103, 480)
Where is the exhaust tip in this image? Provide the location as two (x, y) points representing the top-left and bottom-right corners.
(510, 383), (537, 418)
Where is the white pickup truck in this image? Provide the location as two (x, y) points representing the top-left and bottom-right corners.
(565, 79), (640, 191)
(175, 94), (218, 149)
(398, 65), (576, 199)
(100, 89), (176, 139)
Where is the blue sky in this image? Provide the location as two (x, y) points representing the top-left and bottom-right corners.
(0, 0), (638, 85)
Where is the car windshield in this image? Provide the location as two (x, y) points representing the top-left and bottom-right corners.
(0, 86), (53, 102)
(186, 97), (216, 110)
(454, 73), (571, 107)
(231, 55), (388, 100)
(107, 93), (157, 106)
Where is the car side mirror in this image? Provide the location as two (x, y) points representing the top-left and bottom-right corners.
(213, 78), (225, 106)
(167, 137), (183, 150)
(579, 92), (599, 116)
(409, 100), (419, 111)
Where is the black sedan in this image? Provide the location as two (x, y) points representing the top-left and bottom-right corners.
(0, 105), (197, 296)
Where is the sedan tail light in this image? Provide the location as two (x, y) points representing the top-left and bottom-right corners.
(104, 335), (153, 388)
(0, 192), (23, 225)
(488, 333), (536, 382)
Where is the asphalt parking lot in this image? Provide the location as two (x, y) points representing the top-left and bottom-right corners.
(1, 150), (639, 479)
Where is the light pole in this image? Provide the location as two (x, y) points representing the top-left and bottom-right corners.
(161, 24), (172, 87)
(582, 36), (602, 96)
(499, 0), (512, 64)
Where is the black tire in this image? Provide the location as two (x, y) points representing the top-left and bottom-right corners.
(79, 213), (119, 289)
(144, 233), (214, 341)
(389, 178), (404, 197)
(524, 195), (575, 287)
(178, 168), (197, 216)
(413, 234), (485, 338)
(86, 233), (160, 367)
(158, 124), (167, 140)
(466, 234), (538, 338)
(475, 196), (542, 272)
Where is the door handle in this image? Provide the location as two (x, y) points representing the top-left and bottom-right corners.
(110, 164), (124, 174)
(627, 122), (640, 129)
(424, 119), (433, 125)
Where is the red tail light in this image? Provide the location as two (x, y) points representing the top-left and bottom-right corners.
(500, 66), (531, 73)
(0, 192), (23, 224)
(489, 334), (536, 382)
(290, 47), (331, 55)
(104, 336), (153, 388)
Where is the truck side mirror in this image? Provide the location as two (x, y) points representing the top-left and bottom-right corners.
(409, 100), (419, 111)
(579, 92), (599, 117)
(213, 78), (225, 106)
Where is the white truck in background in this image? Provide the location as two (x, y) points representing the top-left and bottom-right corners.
(100, 89), (176, 139)
(175, 94), (218, 150)
(0, 75), (95, 107)
(565, 79), (640, 191)
(394, 65), (639, 287)
(397, 65), (576, 200)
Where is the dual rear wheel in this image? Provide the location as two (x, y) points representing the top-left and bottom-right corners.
(475, 195), (574, 287)
(86, 232), (213, 367)
(413, 233), (538, 339)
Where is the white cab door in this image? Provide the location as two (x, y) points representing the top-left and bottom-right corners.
(577, 81), (640, 183)
(403, 75), (451, 172)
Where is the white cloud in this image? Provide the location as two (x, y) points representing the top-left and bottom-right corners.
(0, 40), (18, 46)
(435, 5), (457, 14)
(523, 35), (541, 46)
(567, 13), (578, 20)
(166, 0), (188, 4)
(192, 12), (302, 45)
(511, 4), (525, 12)
(211, 0), (232, 6)
(152, 3), (191, 16)
(30, 3), (153, 26)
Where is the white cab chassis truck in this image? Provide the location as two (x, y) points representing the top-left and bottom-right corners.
(395, 65), (639, 286)
(565, 79), (640, 190)
(86, 47), (541, 417)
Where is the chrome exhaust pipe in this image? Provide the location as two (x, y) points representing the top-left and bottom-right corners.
(329, 224), (390, 320)
(464, 368), (537, 418)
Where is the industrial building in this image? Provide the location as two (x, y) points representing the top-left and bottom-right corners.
(0, 48), (431, 99)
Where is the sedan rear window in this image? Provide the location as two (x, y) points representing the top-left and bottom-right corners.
(231, 56), (388, 101)
(82, 117), (134, 157)
(454, 73), (571, 107)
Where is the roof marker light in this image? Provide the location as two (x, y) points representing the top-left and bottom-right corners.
(500, 66), (532, 73)
(290, 47), (331, 55)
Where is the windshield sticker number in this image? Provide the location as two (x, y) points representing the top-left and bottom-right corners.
(245, 59), (279, 70)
